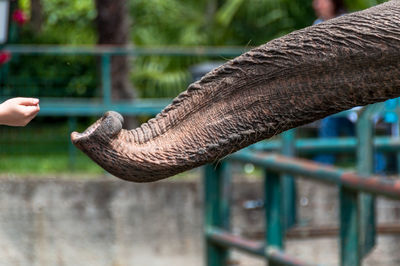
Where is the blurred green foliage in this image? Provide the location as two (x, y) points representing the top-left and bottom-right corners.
(130, 0), (315, 98)
(19, 0), (96, 44)
(0, 120), (103, 174)
(344, 0), (387, 11)
(129, 0), (387, 98)
(2, 0), (97, 99)
(2, 54), (97, 98)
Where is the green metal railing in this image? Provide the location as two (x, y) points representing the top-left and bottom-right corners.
(204, 104), (400, 266)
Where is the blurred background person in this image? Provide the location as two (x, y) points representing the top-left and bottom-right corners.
(313, 0), (346, 25)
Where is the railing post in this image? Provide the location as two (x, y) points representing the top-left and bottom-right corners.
(101, 54), (112, 106)
(356, 107), (376, 257)
(265, 170), (284, 266)
(340, 186), (361, 266)
(281, 129), (297, 230)
(397, 122), (400, 175)
(341, 106), (377, 266)
(204, 163), (231, 266)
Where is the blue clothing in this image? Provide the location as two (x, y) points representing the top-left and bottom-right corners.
(313, 18), (324, 25)
(314, 116), (354, 165)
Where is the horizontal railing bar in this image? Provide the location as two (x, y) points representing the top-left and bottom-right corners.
(206, 227), (316, 266)
(32, 98), (170, 116)
(244, 224), (400, 239)
(7, 97), (394, 124)
(4, 45), (248, 57)
(13, 98), (399, 121)
(229, 152), (400, 199)
(252, 137), (400, 153)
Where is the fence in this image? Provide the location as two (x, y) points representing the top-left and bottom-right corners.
(204, 103), (400, 265)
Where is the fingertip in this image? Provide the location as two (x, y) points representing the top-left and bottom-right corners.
(18, 97), (40, 106)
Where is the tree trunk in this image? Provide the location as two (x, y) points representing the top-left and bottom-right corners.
(94, 0), (136, 127)
(30, 0), (43, 33)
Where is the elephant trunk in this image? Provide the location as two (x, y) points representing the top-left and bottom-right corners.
(72, 1), (400, 182)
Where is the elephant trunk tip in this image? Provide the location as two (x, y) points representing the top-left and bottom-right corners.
(71, 111), (124, 148)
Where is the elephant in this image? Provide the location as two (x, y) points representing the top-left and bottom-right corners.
(71, 0), (400, 182)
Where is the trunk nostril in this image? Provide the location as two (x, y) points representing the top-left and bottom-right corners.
(71, 111), (124, 145)
(101, 111), (124, 138)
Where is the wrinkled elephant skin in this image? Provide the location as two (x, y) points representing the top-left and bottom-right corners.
(72, 1), (400, 182)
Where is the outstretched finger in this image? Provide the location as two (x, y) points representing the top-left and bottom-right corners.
(16, 97), (40, 106)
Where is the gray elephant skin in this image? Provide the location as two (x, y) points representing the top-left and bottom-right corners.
(71, 1), (400, 182)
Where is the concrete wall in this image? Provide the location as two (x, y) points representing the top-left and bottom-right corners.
(0, 175), (398, 266)
(0, 178), (204, 266)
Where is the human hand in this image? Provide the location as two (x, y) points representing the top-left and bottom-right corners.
(0, 97), (40, 126)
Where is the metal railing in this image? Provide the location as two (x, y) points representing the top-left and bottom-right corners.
(204, 104), (400, 266)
